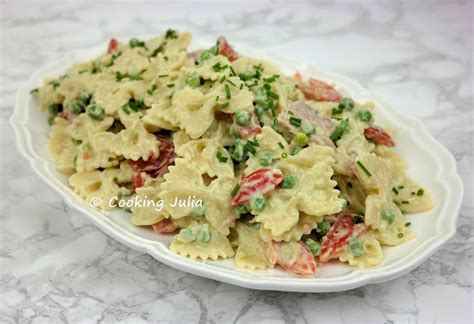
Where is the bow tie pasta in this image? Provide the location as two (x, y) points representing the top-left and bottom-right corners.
(34, 30), (434, 276)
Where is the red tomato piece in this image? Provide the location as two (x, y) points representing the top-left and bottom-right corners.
(364, 126), (395, 147)
(294, 72), (342, 102)
(217, 36), (238, 62)
(319, 213), (366, 263)
(132, 172), (145, 190)
(266, 241), (317, 275)
(107, 38), (119, 54)
(152, 218), (179, 234)
(129, 135), (176, 178)
(232, 168), (283, 205)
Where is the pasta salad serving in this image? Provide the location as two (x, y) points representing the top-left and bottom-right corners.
(31, 30), (435, 276)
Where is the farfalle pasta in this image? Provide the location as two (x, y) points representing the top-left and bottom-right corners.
(33, 30), (434, 276)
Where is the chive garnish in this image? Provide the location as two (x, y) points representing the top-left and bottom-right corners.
(226, 79), (236, 87)
(416, 188), (424, 196)
(224, 84), (231, 99)
(356, 161), (372, 177)
(30, 88), (39, 94)
(166, 83), (175, 88)
(239, 83), (244, 90)
(392, 187), (399, 195)
(398, 233), (404, 238)
(278, 142), (285, 149)
(221, 102), (230, 109)
(219, 75), (227, 83)
(231, 183), (240, 197)
(158, 74), (169, 78)
(281, 152), (288, 158)
(215, 95), (220, 102)
(229, 66), (236, 76)
(405, 222), (411, 227)
(289, 116), (302, 127)
(401, 200), (410, 204)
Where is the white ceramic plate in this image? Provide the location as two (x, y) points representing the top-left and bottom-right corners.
(10, 37), (463, 292)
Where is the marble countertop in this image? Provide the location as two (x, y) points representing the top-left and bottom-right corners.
(1, 0), (472, 322)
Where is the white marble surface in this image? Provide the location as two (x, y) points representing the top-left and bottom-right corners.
(1, 0), (472, 323)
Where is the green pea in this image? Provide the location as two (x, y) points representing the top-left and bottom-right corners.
(230, 144), (245, 161)
(186, 75), (201, 88)
(239, 71), (256, 81)
(259, 151), (275, 166)
(47, 103), (61, 125)
(191, 206), (206, 219)
(356, 110), (373, 122)
(281, 174), (296, 189)
(177, 228), (197, 243)
(305, 238), (321, 256)
(68, 101), (83, 114)
(348, 238), (365, 256)
(317, 220), (331, 234)
(129, 38), (145, 48)
(381, 209), (395, 224)
(339, 97), (355, 111)
(250, 195), (266, 212)
(197, 224), (212, 244)
(301, 123), (316, 135)
(236, 204), (251, 214)
(235, 111), (251, 126)
(78, 91), (92, 105)
(86, 103), (104, 119)
(200, 46), (217, 61)
(293, 132), (309, 146)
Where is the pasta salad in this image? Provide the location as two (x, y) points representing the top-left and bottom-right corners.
(32, 30), (435, 275)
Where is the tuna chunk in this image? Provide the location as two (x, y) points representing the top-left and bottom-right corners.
(277, 101), (335, 148)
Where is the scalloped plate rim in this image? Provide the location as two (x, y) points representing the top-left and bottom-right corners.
(9, 37), (463, 293)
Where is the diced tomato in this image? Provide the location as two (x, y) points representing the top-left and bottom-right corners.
(237, 113), (262, 140)
(232, 168), (283, 205)
(82, 152), (89, 161)
(364, 126), (395, 147)
(107, 38), (119, 54)
(132, 172), (145, 190)
(129, 135), (176, 178)
(152, 218), (179, 233)
(294, 72), (342, 102)
(217, 36), (238, 62)
(266, 241), (317, 275)
(319, 213), (366, 263)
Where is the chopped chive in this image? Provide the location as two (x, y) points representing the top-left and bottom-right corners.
(163, 56), (169, 61)
(30, 88), (39, 94)
(229, 66), (236, 76)
(268, 90), (279, 100)
(398, 233), (404, 238)
(289, 116), (302, 127)
(147, 84), (158, 96)
(411, 191), (416, 195)
(356, 160), (372, 177)
(401, 200), (410, 204)
(288, 111), (294, 116)
(281, 152), (288, 158)
(158, 74), (169, 78)
(71, 138), (83, 145)
(416, 188), (424, 196)
(221, 102), (230, 109)
(166, 83), (175, 88)
(278, 142), (285, 149)
(231, 183), (240, 197)
(226, 79), (236, 87)
(165, 29), (178, 39)
(392, 187), (399, 195)
(239, 83), (244, 90)
(263, 75), (279, 83)
(122, 105), (130, 115)
(215, 95), (220, 102)
(405, 222), (411, 227)
(224, 84), (231, 99)
(219, 75), (227, 83)
(398, 185), (405, 189)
